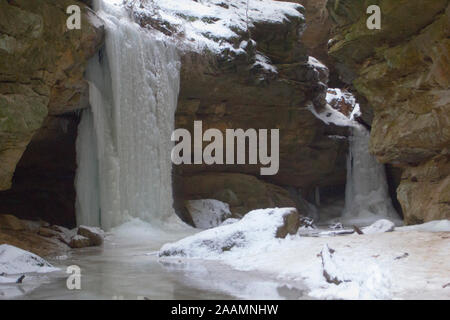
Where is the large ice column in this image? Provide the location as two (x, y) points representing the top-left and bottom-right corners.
(343, 124), (399, 225)
(75, 108), (101, 227)
(75, 0), (181, 230)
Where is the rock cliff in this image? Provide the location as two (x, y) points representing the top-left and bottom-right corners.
(0, 0), (103, 225)
(327, 0), (450, 223)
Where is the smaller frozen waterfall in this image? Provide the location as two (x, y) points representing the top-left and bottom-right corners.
(342, 124), (399, 225)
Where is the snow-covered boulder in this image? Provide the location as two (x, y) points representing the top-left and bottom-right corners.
(362, 219), (395, 235)
(185, 199), (232, 229)
(159, 208), (300, 259)
(78, 225), (105, 246)
(220, 218), (239, 226)
(69, 235), (91, 249)
(0, 244), (58, 275)
(321, 244), (346, 285)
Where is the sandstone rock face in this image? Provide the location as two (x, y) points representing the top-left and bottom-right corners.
(397, 155), (450, 224)
(327, 0), (450, 223)
(278, 0), (333, 69)
(182, 173), (298, 217)
(0, 0), (104, 191)
(175, 5), (349, 213)
(0, 115), (80, 227)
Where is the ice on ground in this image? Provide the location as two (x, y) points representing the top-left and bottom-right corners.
(111, 217), (195, 250)
(159, 208), (295, 259)
(362, 219), (395, 234)
(0, 244), (59, 275)
(396, 219), (450, 232)
(185, 199), (232, 229)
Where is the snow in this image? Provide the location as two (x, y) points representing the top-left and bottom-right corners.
(79, 225), (105, 236)
(111, 217), (194, 249)
(308, 56), (327, 72)
(0, 245), (59, 275)
(122, 0), (304, 53)
(362, 219), (395, 234)
(308, 102), (357, 127)
(185, 199), (232, 229)
(396, 219), (450, 232)
(220, 218), (239, 226)
(308, 88), (361, 127)
(159, 208), (295, 259)
(158, 218), (450, 299)
(253, 53), (278, 74)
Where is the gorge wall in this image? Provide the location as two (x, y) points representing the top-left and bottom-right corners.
(173, 2), (349, 218)
(0, 0), (447, 228)
(0, 0), (103, 225)
(327, 0), (450, 223)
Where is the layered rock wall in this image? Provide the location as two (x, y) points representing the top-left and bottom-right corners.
(327, 0), (450, 223)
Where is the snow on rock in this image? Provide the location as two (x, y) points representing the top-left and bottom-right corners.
(308, 88), (361, 128)
(220, 218), (240, 226)
(0, 244), (58, 275)
(362, 219), (395, 235)
(253, 53), (278, 74)
(124, 0), (304, 53)
(314, 243), (392, 299)
(321, 244), (346, 285)
(159, 208), (300, 259)
(69, 235), (91, 249)
(78, 225), (105, 246)
(185, 199), (232, 229)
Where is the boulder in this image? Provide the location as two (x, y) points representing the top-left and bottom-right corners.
(275, 208), (301, 238)
(362, 219), (396, 235)
(159, 208), (302, 259)
(0, 214), (25, 231)
(69, 235), (91, 249)
(38, 227), (61, 238)
(185, 199), (232, 229)
(77, 225), (104, 246)
(181, 173), (298, 217)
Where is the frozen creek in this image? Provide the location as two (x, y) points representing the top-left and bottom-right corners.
(11, 228), (311, 300)
(3, 220), (448, 300)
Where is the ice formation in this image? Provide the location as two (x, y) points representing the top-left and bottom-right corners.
(76, 0), (181, 230)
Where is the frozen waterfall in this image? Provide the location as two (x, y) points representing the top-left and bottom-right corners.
(75, 0), (181, 230)
(342, 124), (399, 225)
